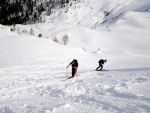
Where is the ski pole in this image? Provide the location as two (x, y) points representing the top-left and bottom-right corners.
(65, 68), (68, 77)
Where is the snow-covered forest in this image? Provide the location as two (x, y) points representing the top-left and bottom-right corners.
(0, 0), (71, 25)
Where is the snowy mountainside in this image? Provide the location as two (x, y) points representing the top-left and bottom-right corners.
(45, 0), (150, 26)
(0, 0), (150, 113)
(16, 0), (149, 56)
(15, 12), (150, 56)
(2, 0), (149, 67)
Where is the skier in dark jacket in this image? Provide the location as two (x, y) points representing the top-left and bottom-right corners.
(96, 59), (107, 71)
(67, 59), (78, 77)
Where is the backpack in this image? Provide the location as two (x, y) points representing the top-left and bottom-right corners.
(98, 59), (104, 64)
(74, 59), (78, 67)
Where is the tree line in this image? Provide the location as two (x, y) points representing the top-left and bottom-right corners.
(0, 0), (73, 25)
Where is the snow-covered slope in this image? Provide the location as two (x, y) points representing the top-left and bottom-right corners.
(45, 0), (150, 26)
(0, 0), (150, 113)
(17, 0), (149, 55)
(0, 30), (150, 113)
(0, 27), (86, 68)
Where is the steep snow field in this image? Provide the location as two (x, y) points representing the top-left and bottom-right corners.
(0, 0), (150, 113)
(0, 54), (150, 113)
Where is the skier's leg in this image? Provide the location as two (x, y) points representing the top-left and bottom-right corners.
(96, 66), (100, 71)
(99, 64), (103, 71)
(72, 68), (77, 77)
(72, 70), (74, 77)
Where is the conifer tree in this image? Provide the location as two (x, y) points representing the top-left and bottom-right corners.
(0, 0), (71, 25)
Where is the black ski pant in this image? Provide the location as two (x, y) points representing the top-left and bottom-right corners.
(96, 64), (103, 71)
(72, 68), (77, 76)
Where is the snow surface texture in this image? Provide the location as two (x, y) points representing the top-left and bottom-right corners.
(0, 0), (150, 113)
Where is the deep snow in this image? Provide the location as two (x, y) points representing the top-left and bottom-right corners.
(0, 0), (150, 113)
(0, 52), (150, 113)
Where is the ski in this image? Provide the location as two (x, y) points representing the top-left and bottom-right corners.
(68, 74), (79, 79)
(95, 69), (109, 71)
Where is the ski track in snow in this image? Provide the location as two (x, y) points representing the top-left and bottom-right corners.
(0, 55), (150, 113)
